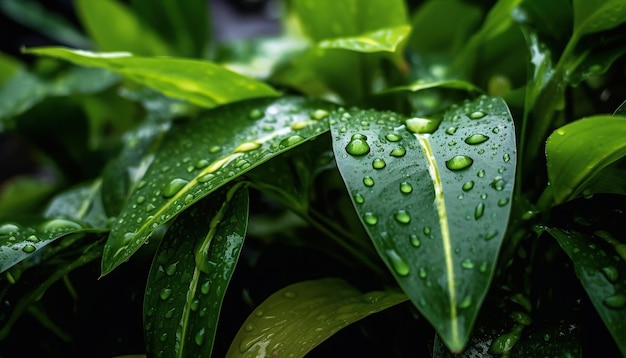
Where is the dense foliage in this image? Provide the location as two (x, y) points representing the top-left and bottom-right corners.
(1, 0), (626, 356)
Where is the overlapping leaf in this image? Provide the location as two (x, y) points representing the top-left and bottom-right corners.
(102, 97), (339, 275)
(23, 47), (279, 108)
(226, 278), (407, 357)
(546, 227), (626, 356)
(331, 96), (516, 351)
(317, 25), (411, 53)
(545, 116), (626, 204)
(572, 0), (626, 37)
(144, 184), (248, 357)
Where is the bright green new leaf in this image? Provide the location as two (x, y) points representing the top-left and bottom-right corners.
(101, 97), (338, 275)
(292, 0), (407, 41)
(0, 180), (107, 273)
(546, 116), (626, 204)
(573, 0), (626, 37)
(378, 79), (482, 95)
(226, 278), (407, 357)
(331, 96), (517, 352)
(23, 47), (280, 108)
(144, 184), (248, 357)
(317, 25), (411, 53)
(546, 227), (626, 356)
(75, 0), (170, 56)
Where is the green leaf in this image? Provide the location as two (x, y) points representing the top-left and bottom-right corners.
(0, 176), (58, 216)
(144, 183), (248, 357)
(0, 52), (23, 83)
(292, 0), (407, 41)
(545, 116), (626, 204)
(378, 79), (482, 95)
(131, 0), (210, 58)
(317, 25), (411, 53)
(225, 278), (407, 357)
(101, 97), (338, 275)
(573, 0), (626, 37)
(23, 47), (280, 108)
(330, 96), (517, 352)
(0, 180), (107, 273)
(75, 0), (170, 56)
(545, 227), (626, 356)
(615, 100), (626, 115)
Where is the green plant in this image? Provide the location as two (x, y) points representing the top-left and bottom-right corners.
(1, 0), (626, 356)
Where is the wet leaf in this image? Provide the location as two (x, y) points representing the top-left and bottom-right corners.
(573, 0), (626, 37)
(545, 116), (626, 204)
(144, 184), (248, 358)
(23, 47), (279, 108)
(378, 79), (482, 95)
(226, 278), (407, 357)
(317, 25), (411, 53)
(545, 228), (626, 356)
(75, 0), (170, 56)
(331, 96), (517, 352)
(0, 180), (107, 273)
(101, 97), (338, 275)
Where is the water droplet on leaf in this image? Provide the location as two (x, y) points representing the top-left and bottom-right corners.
(462, 181), (474, 191)
(469, 111), (486, 119)
(159, 288), (172, 300)
(345, 135), (370, 156)
(464, 134), (489, 145)
(410, 234), (421, 247)
(394, 210), (411, 224)
(603, 293), (626, 309)
(354, 193), (364, 204)
(385, 133), (401, 142)
(475, 203), (485, 219)
(162, 178), (189, 197)
(445, 127), (457, 135)
(446, 155), (473, 171)
(234, 141), (261, 153)
(280, 135), (304, 148)
(372, 158), (386, 169)
(386, 250), (410, 276)
(363, 176), (374, 187)
(195, 327), (205, 346)
(461, 259), (475, 269)
(22, 245), (36, 253)
(363, 212), (378, 225)
(390, 146), (406, 157)
(399, 182), (413, 194)
(601, 266), (619, 283)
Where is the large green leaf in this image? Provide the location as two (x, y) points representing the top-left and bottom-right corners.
(572, 0), (626, 37)
(378, 79), (482, 95)
(75, 0), (171, 56)
(0, 180), (107, 273)
(130, 0), (209, 58)
(226, 278), (407, 357)
(317, 25), (411, 53)
(331, 96), (517, 352)
(292, 0), (407, 41)
(102, 97), (338, 275)
(23, 47), (279, 108)
(144, 183), (248, 357)
(545, 228), (626, 356)
(545, 116), (626, 204)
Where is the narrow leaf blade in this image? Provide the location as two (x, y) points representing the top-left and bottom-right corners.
(331, 96), (516, 351)
(226, 278), (407, 357)
(317, 25), (411, 53)
(102, 97), (338, 275)
(144, 184), (248, 357)
(23, 47), (279, 108)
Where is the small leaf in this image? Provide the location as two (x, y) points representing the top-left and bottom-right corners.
(573, 0), (626, 37)
(226, 278), (407, 357)
(102, 97), (338, 275)
(144, 184), (248, 357)
(331, 96), (516, 352)
(317, 25), (411, 53)
(545, 227), (626, 356)
(546, 116), (626, 204)
(43, 180), (108, 229)
(23, 47), (280, 108)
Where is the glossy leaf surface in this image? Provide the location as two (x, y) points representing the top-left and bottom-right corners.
(546, 227), (626, 356)
(226, 278), (407, 357)
(144, 184), (248, 357)
(573, 0), (626, 36)
(546, 116), (626, 204)
(378, 79), (481, 95)
(23, 47), (279, 108)
(102, 97), (338, 275)
(317, 25), (411, 53)
(331, 96), (516, 351)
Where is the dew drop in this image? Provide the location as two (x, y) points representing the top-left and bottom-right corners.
(469, 111), (486, 119)
(197, 173), (215, 183)
(162, 178), (189, 197)
(165, 263), (177, 276)
(312, 109), (329, 120)
(491, 176), (505, 191)
(485, 230), (498, 240)
(465, 133), (490, 146)
(492, 127), (500, 134)
(26, 235), (39, 243)
(372, 158), (386, 169)
(445, 127), (458, 135)
(42, 219), (82, 231)
(234, 141), (261, 153)
(190, 299), (199, 311)
(390, 146), (406, 157)
(353, 193), (364, 204)
(461, 259), (475, 269)
(363, 176), (375, 187)
(503, 153), (511, 162)
(603, 293), (626, 309)
(146, 203), (156, 212)
(462, 181), (474, 192)
(22, 244), (36, 253)
(418, 267), (428, 279)
(458, 295), (472, 308)
(201, 281), (210, 294)
(394, 210), (411, 224)
(160, 333), (168, 342)
(249, 108), (264, 119)
(385, 133), (402, 142)
(445, 155), (473, 171)
(193, 327), (206, 346)
(136, 196), (146, 204)
(601, 266), (619, 283)
(345, 135), (370, 156)
(474, 203), (485, 219)
(406, 117), (438, 134)
(363, 212), (378, 225)
(0, 223), (19, 234)
(386, 249), (410, 276)
(280, 135), (304, 148)
(477, 169), (485, 178)
(423, 226), (431, 236)
(209, 145), (222, 154)
(159, 288), (172, 300)
(410, 234), (421, 247)
(399, 182), (413, 194)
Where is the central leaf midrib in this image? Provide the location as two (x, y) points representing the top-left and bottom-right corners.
(415, 133), (459, 343)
